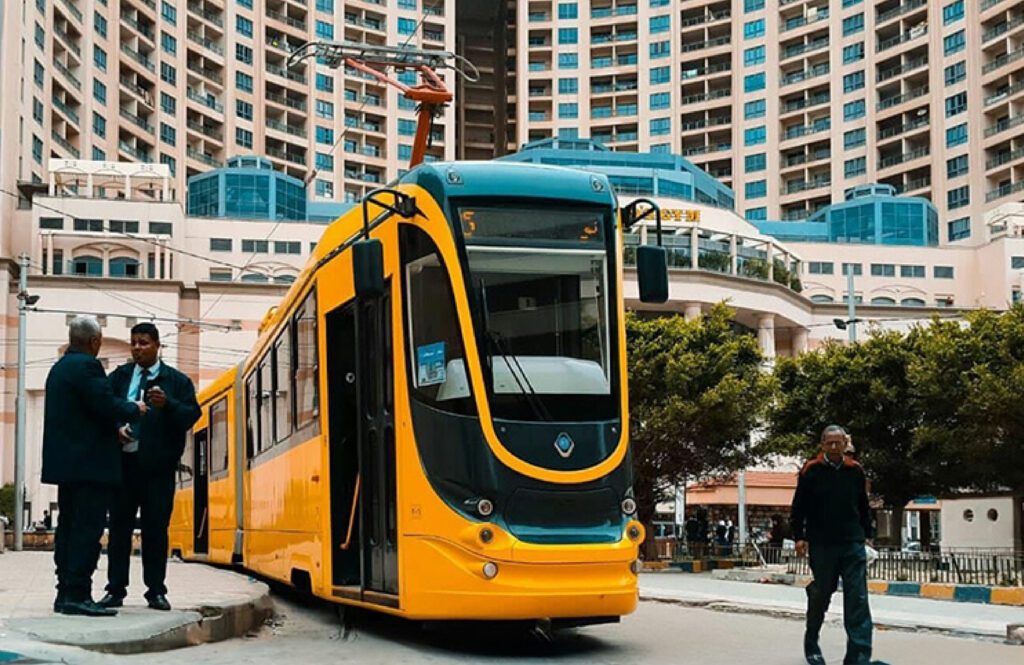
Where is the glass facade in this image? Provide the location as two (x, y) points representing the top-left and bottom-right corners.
(187, 156), (309, 221)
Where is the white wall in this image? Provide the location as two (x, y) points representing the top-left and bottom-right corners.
(940, 496), (1022, 551)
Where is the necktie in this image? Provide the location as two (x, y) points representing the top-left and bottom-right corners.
(137, 369), (150, 400)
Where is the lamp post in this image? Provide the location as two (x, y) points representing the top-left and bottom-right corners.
(833, 269), (861, 343)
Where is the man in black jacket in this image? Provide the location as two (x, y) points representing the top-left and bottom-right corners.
(791, 425), (886, 665)
(42, 316), (147, 617)
(98, 323), (200, 611)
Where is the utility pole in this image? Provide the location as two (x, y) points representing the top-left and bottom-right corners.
(847, 268), (857, 344)
(13, 253), (29, 551)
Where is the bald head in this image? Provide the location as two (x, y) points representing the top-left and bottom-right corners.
(68, 316), (103, 356)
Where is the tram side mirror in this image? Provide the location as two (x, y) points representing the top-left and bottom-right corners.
(353, 238), (385, 298)
(637, 245), (669, 303)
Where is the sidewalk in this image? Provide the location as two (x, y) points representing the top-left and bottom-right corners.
(640, 572), (1024, 642)
(0, 550), (272, 655)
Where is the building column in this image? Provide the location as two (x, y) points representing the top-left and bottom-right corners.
(690, 227), (699, 269)
(730, 234), (738, 275)
(757, 314), (776, 360)
(683, 303), (702, 321)
(153, 242), (161, 279)
(86, 173), (94, 198)
(791, 327), (809, 356)
(45, 233), (54, 274)
(124, 174), (131, 199)
(101, 247), (110, 277)
(766, 243), (774, 281)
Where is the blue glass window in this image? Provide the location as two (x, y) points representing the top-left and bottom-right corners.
(95, 12), (107, 38)
(315, 73), (333, 92)
(93, 80), (106, 104)
(744, 0), (764, 12)
(934, 265), (955, 278)
(842, 14), (864, 35)
(650, 92), (670, 109)
(744, 126), (766, 145)
(842, 0), (862, 6)
(315, 126), (334, 144)
(744, 72), (766, 92)
(161, 32), (176, 54)
(947, 185), (969, 209)
(236, 16), (253, 37)
(94, 45), (107, 70)
(558, 3), (578, 19)
(744, 19), (765, 39)
(558, 102), (578, 118)
(316, 100), (334, 119)
(947, 154), (968, 178)
(947, 218), (970, 241)
(942, 0), (964, 25)
(236, 44), (253, 64)
(558, 53), (578, 69)
(944, 61), (966, 86)
(744, 46), (766, 66)
(160, 63), (176, 85)
(558, 77), (578, 93)
(746, 207), (767, 221)
(843, 99), (865, 120)
(745, 180), (767, 199)
(236, 100), (253, 120)
(946, 123), (967, 147)
(398, 118), (416, 135)
(161, 1), (176, 24)
(650, 15), (670, 33)
(159, 122), (175, 146)
(943, 30), (965, 56)
(744, 99), (766, 119)
(398, 17), (416, 35)
(650, 41), (670, 58)
(843, 70), (865, 92)
(558, 28), (578, 44)
(842, 43), (864, 64)
(236, 72), (253, 92)
(945, 91), (967, 117)
(235, 128), (253, 148)
(315, 153), (333, 171)
(650, 117), (671, 135)
(844, 157), (866, 177)
(315, 20), (333, 39)
(93, 112), (106, 137)
(316, 0), (333, 11)
(745, 153), (767, 172)
(844, 128), (866, 149)
(650, 66), (670, 84)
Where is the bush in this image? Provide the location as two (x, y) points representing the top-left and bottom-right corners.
(0, 484), (14, 522)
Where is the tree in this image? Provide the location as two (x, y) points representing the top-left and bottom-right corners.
(766, 330), (934, 547)
(0, 483), (13, 524)
(627, 305), (774, 558)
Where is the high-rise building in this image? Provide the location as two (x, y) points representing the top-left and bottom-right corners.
(0, 0), (456, 227)
(512, 0), (1024, 244)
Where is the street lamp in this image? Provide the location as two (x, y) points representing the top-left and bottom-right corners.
(13, 254), (38, 551)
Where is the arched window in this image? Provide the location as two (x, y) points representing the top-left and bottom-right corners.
(870, 296), (896, 305)
(810, 294), (834, 303)
(273, 274), (296, 284)
(109, 257), (140, 278)
(72, 254), (103, 277)
(240, 272), (270, 283)
(901, 297), (926, 307)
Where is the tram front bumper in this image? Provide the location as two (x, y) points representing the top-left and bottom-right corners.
(399, 534), (640, 621)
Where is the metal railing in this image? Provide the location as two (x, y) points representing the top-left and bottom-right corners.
(120, 108), (155, 133)
(986, 79), (1024, 106)
(679, 10), (731, 27)
(186, 146), (221, 167)
(877, 27), (927, 53)
(58, 0), (83, 22)
(51, 131), (80, 158)
(187, 62), (224, 84)
(187, 31), (223, 55)
(52, 96), (80, 125)
(878, 146), (929, 169)
(681, 88), (731, 104)
(186, 87), (223, 112)
(986, 146), (1024, 169)
(782, 10), (830, 33)
(121, 44), (156, 72)
(778, 547), (1024, 586)
(876, 0), (926, 24)
(54, 60), (81, 89)
(983, 47), (1024, 74)
(985, 113), (1024, 137)
(987, 180), (1024, 202)
(877, 56), (928, 82)
(983, 15), (1024, 42)
(53, 28), (81, 57)
(266, 9), (306, 30)
(267, 92), (306, 111)
(782, 63), (830, 85)
(782, 38), (829, 60)
(782, 94), (830, 113)
(878, 115), (929, 140)
(121, 14), (154, 39)
(187, 1), (223, 27)
(877, 85), (928, 111)
(187, 119), (223, 140)
(681, 35), (731, 52)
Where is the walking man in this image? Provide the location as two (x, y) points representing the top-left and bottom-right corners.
(791, 425), (886, 665)
(42, 316), (147, 616)
(99, 323), (200, 611)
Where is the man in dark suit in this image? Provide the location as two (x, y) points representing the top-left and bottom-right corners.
(99, 323), (201, 611)
(42, 316), (147, 617)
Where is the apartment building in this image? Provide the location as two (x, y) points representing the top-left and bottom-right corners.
(513, 0), (1024, 245)
(0, 0), (456, 232)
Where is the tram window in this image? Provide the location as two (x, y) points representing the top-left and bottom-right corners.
(399, 225), (475, 415)
(245, 375), (258, 460)
(179, 431), (194, 487)
(210, 397), (229, 474)
(274, 326), (292, 442)
(259, 359), (274, 454)
(293, 290), (320, 432)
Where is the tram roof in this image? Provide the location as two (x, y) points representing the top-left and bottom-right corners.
(399, 161), (618, 210)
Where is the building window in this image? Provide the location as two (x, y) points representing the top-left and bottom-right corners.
(649, 41), (670, 58)
(842, 263), (863, 276)
(744, 126), (766, 145)
(745, 207), (767, 221)
(93, 80), (107, 104)
(236, 128), (253, 148)
(160, 122), (176, 146)
(650, 66), (670, 84)
(650, 92), (670, 110)
(558, 53), (578, 69)
(109, 257), (140, 279)
(72, 255), (103, 277)
(944, 61), (966, 86)
(398, 118), (416, 135)
(237, 100), (253, 120)
(315, 126), (334, 144)
(844, 157), (866, 177)
(315, 153), (333, 171)
(745, 153), (767, 172)
(744, 0), (764, 12)
(743, 19), (765, 39)
(844, 128), (866, 149)
(649, 15), (670, 33)
(209, 238), (232, 252)
(160, 154), (175, 175)
(315, 73), (334, 92)
(934, 266), (955, 278)
(651, 143), (670, 153)
(236, 16), (253, 37)
(947, 185), (970, 210)
(558, 77), (578, 94)
(94, 12), (107, 38)
(558, 27), (578, 44)
(33, 59), (44, 87)
(871, 263), (895, 277)
(149, 222), (172, 236)
(397, 0), (414, 7)
(315, 180), (333, 198)
(93, 112), (107, 138)
(236, 43), (253, 64)
(274, 241), (301, 254)
(74, 218), (104, 232)
(745, 180), (767, 199)
(315, 100), (334, 119)
(558, 102), (578, 118)
(744, 72), (766, 92)
(397, 145), (412, 160)
(160, 92), (175, 114)
(161, 1), (176, 24)
(744, 99), (766, 119)
(32, 97), (43, 123)
(209, 269), (232, 281)
(809, 262), (834, 275)
(947, 218), (970, 241)
(31, 135), (42, 163)
(945, 123), (968, 147)
(650, 118), (671, 135)
(238, 0), (253, 7)
(946, 154), (968, 178)
(943, 30), (965, 56)
(843, 99), (865, 120)
(236, 72), (253, 92)
(94, 45), (107, 70)
(160, 63), (176, 85)
(843, 43), (864, 64)
(161, 32), (176, 54)
(842, 14), (864, 36)
(39, 217), (64, 230)
(558, 3), (578, 19)
(315, 20), (333, 39)
(398, 17), (416, 35)
(743, 46), (765, 66)
(842, 71), (865, 92)
(942, 0), (964, 25)
(900, 265), (925, 278)
(241, 239), (269, 253)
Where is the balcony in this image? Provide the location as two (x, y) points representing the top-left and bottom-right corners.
(681, 89), (731, 105)
(877, 85), (928, 111)
(266, 91), (306, 111)
(187, 62), (224, 84)
(986, 79), (1024, 106)
(983, 47), (1024, 74)
(54, 61), (82, 90)
(53, 28), (81, 58)
(121, 14), (155, 40)
(52, 96), (80, 125)
(527, 12), (550, 21)
(785, 177), (831, 194)
(187, 119), (223, 140)
(878, 146), (929, 169)
(186, 146), (222, 167)
(186, 87), (224, 112)
(877, 27), (927, 53)
(781, 63), (830, 86)
(986, 180), (1024, 202)
(987, 146), (1024, 169)
(781, 93), (830, 113)
(680, 62), (731, 79)
(266, 118), (307, 138)
(877, 56), (928, 82)
(266, 9), (306, 30)
(591, 5), (637, 18)
(681, 35), (730, 52)
(679, 10), (730, 27)
(267, 147), (307, 165)
(120, 45), (155, 72)
(51, 131), (80, 158)
(681, 143), (731, 157)
(681, 117), (731, 131)
(782, 38), (829, 60)
(344, 15), (383, 31)
(782, 9), (830, 33)
(893, 176), (931, 194)
(186, 1), (223, 27)
(985, 113), (1024, 137)
(187, 31), (223, 55)
(983, 15), (1024, 42)
(120, 108), (155, 133)
(876, 0), (926, 24)
(981, 0), (1002, 9)
(58, 0), (83, 23)
(119, 140), (150, 161)
(784, 149), (831, 167)
(783, 121), (831, 140)
(878, 115), (929, 140)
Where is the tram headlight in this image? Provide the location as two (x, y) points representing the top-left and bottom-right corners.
(630, 560), (643, 575)
(621, 497), (637, 515)
(627, 524), (642, 541)
(482, 561), (499, 579)
(480, 527), (494, 544)
(476, 498), (494, 517)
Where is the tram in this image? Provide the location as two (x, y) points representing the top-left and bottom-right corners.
(168, 44), (670, 626)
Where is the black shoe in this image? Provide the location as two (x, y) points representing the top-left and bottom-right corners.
(147, 594), (171, 611)
(53, 595), (66, 613)
(97, 593), (124, 609)
(805, 642), (826, 665)
(59, 599), (117, 617)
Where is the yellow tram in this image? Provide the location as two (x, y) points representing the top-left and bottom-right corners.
(169, 163), (671, 625)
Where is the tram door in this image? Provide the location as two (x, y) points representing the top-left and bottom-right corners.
(193, 428), (209, 555)
(356, 283), (398, 598)
(327, 303), (360, 587)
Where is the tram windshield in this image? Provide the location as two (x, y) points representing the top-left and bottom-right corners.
(456, 205), (617, 422)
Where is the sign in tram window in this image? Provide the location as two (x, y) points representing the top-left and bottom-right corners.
(416, 342), (446, 387)
(459, 207), (605, 244)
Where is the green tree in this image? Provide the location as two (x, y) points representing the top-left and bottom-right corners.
(767, 330), (933, 547)
(0, 483), (14, 523)
(627, 305), (774, 558)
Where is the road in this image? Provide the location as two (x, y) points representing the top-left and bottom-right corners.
(6, 588), (1021, 665)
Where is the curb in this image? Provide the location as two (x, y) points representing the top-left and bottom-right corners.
(4, 583), (273, 655)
